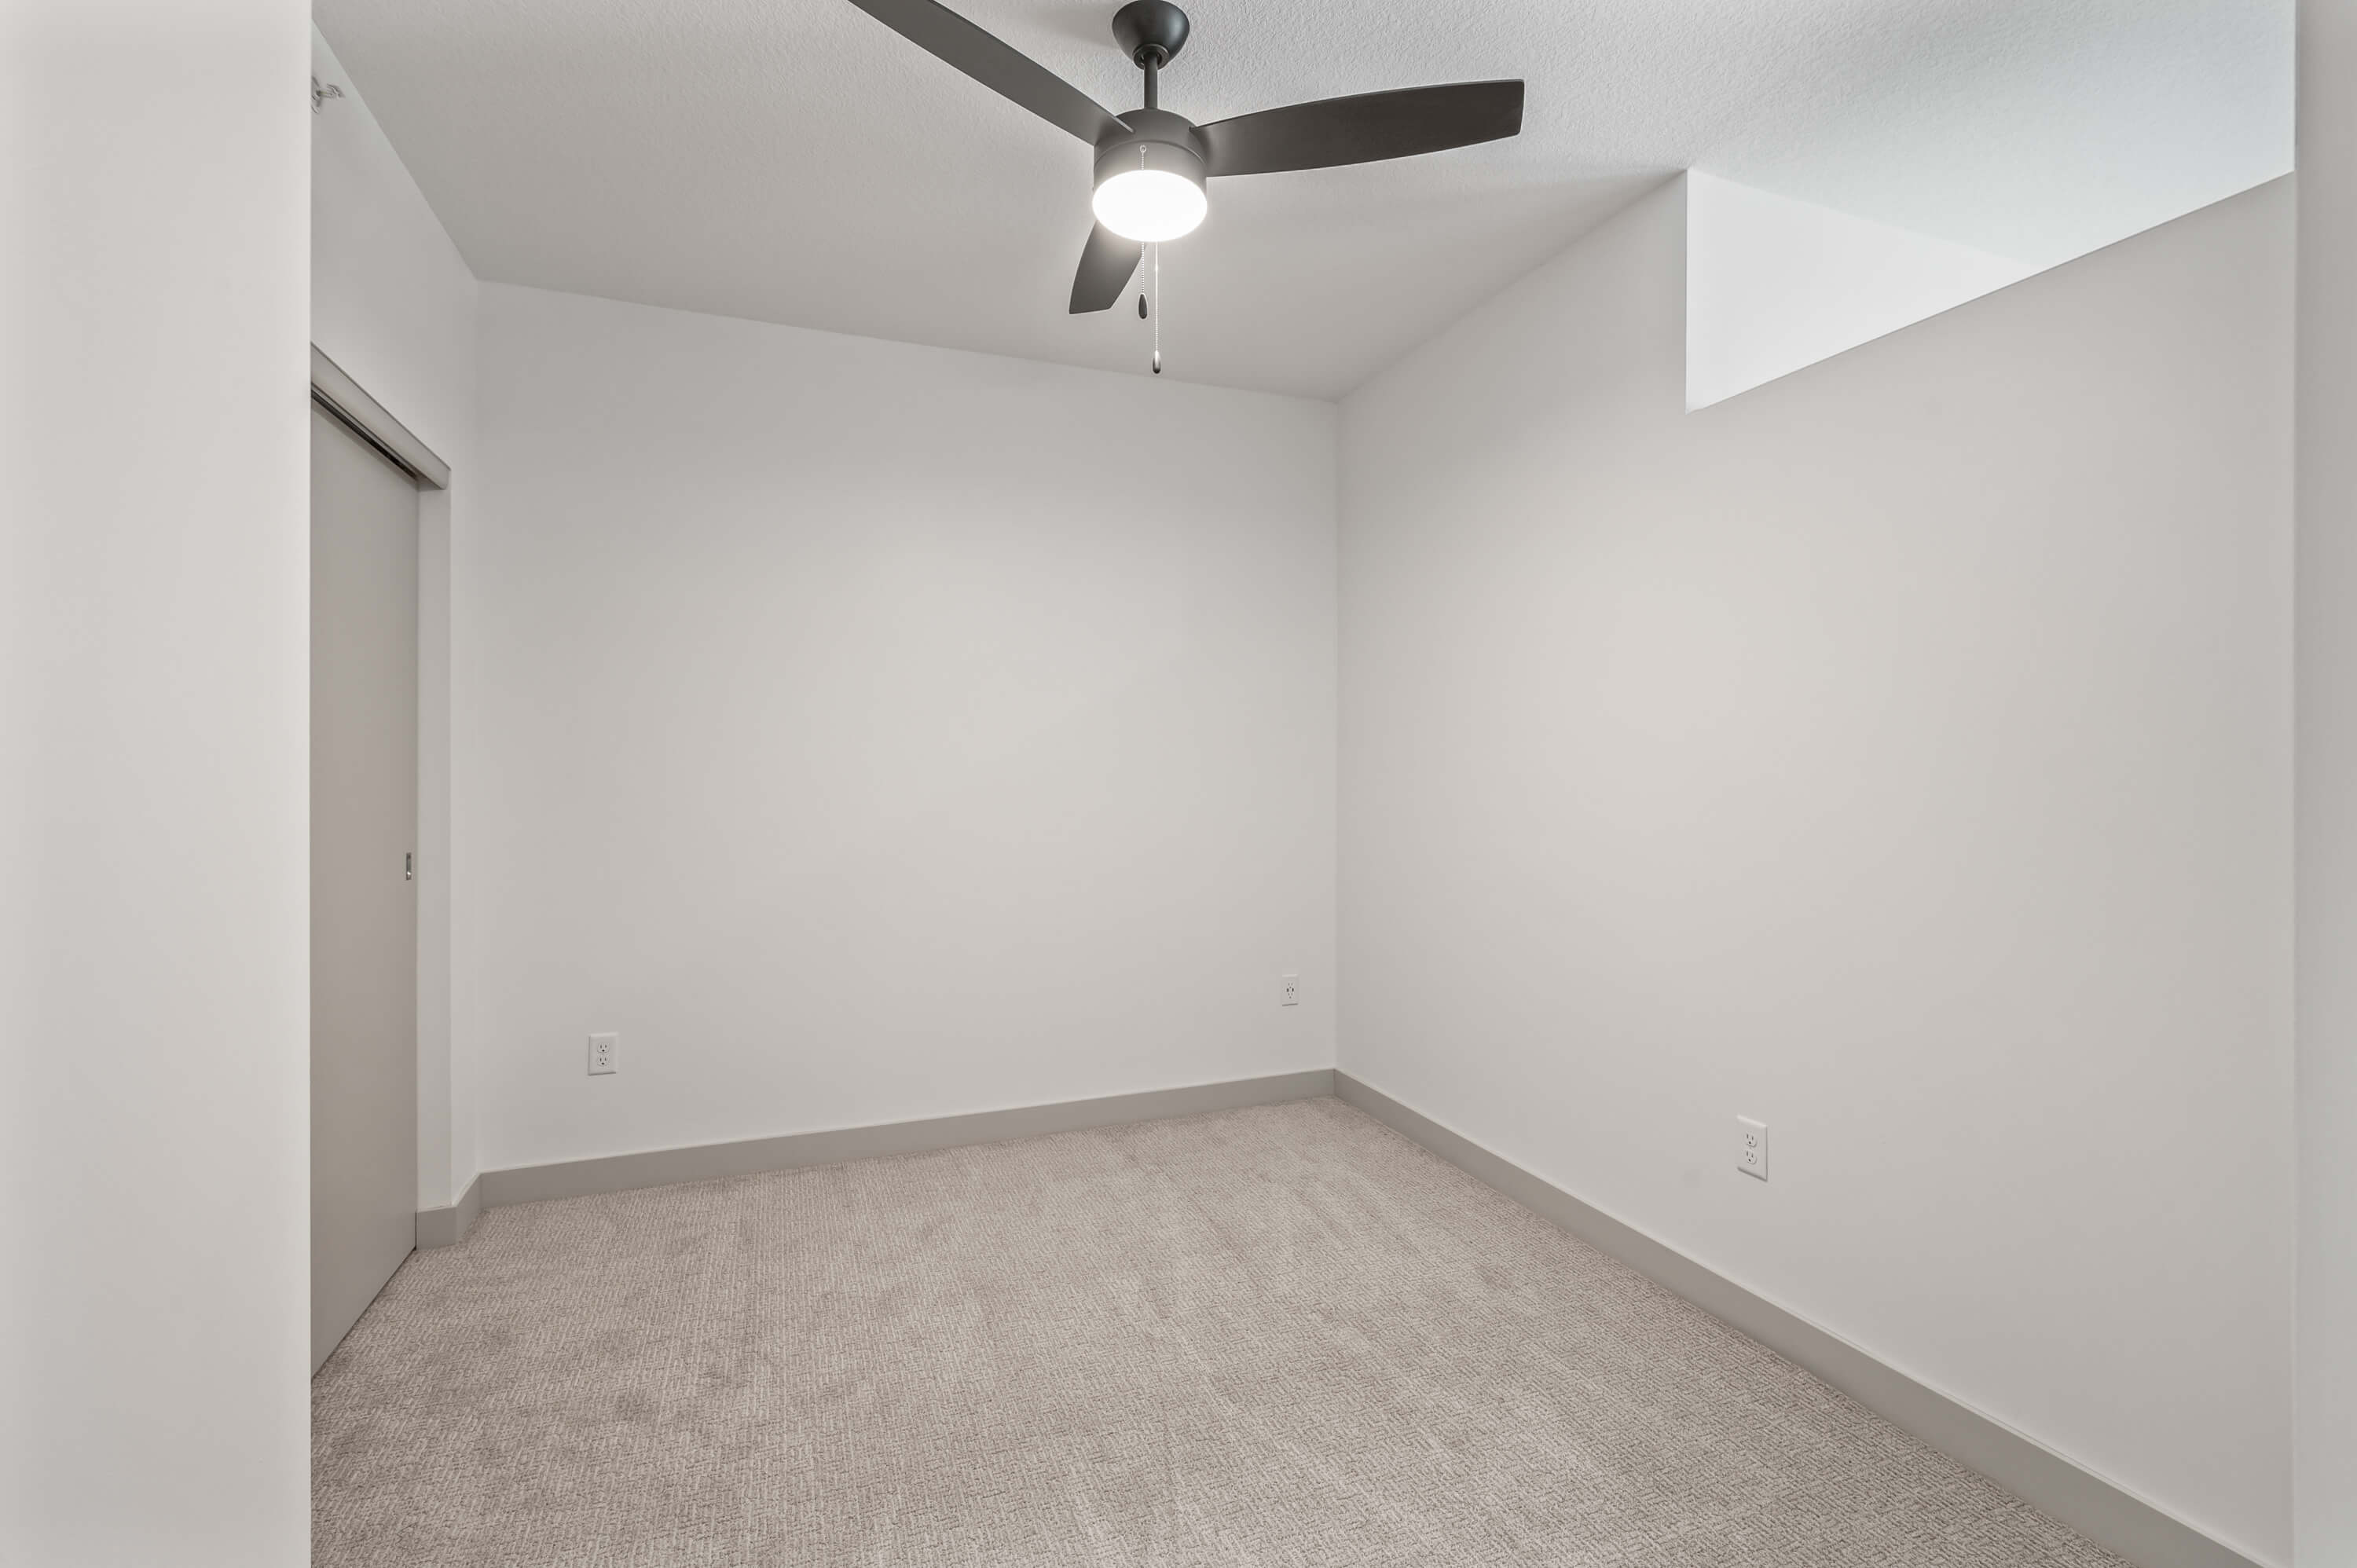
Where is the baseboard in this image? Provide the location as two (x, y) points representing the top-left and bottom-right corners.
(479, 1068), (1338, 1209)
(1332, 1072), (2268, 1568)
(414, 1173), (482, 1250)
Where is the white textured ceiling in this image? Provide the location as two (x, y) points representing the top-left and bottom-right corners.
(315, 0), (2289, 399)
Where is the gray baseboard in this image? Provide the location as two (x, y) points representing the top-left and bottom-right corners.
(478, 1068), (1338, 1209)
(1333, 1072), (2264, 1568)
(414, 1172), (482, 1250)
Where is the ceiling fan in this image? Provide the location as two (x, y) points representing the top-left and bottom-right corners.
(843, 0), (1526, 313)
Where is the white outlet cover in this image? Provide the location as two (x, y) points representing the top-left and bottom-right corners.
(588, 1032), (618, 1076)
(1737, 1115), (1768, 1181)
(1281, 973), (1300, 1007)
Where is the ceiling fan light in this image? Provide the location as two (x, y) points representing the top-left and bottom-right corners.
(1092, 167), (1206, 243)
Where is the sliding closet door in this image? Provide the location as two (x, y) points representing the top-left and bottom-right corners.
(310, 405), (420, 1374)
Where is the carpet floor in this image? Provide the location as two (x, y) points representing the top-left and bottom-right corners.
(313, 1097), (2125, 1566)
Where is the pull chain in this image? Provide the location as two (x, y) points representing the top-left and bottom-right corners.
(1151, 243), (1161, 376)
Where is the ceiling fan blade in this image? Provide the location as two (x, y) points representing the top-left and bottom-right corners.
(1069, 223), (1145, 313)
(1198, 80), (1524, 178)
(844, 0), (1127, 145)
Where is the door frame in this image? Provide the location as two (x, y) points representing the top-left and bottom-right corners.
(311, 346), (449, 491)
(304, 339), (450, 1263)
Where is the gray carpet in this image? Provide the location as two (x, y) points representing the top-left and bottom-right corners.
(313, 1097), (2124, 1566)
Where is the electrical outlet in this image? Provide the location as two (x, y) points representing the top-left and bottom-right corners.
(1281, 973), (1300, 1007)
(588, 1032), (618, 1076)
(1736, 1116), (1768, 1181)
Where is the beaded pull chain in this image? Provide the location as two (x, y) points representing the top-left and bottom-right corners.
(1138, 246), (1163, 376)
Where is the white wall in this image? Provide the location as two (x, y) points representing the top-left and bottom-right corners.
(1340, 177), (2293, 1564)
(468, 285), (1336, 1172)
(311, 23), (482, 1211)
(2295, 4), (2357, 1562)
(1686, 171), (2033, 410)
(0, 2), (311, 1563)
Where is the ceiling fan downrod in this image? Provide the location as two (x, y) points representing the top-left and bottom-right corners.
(1116, 1), (1186, 115)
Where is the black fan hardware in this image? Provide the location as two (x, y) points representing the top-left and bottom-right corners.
(844, 0), (1525, 316)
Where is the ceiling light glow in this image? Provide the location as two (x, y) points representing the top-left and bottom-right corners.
(1092, 167), (1206, 243)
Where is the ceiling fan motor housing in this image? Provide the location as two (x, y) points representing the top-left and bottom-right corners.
(1094, 107), (1207, 194)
